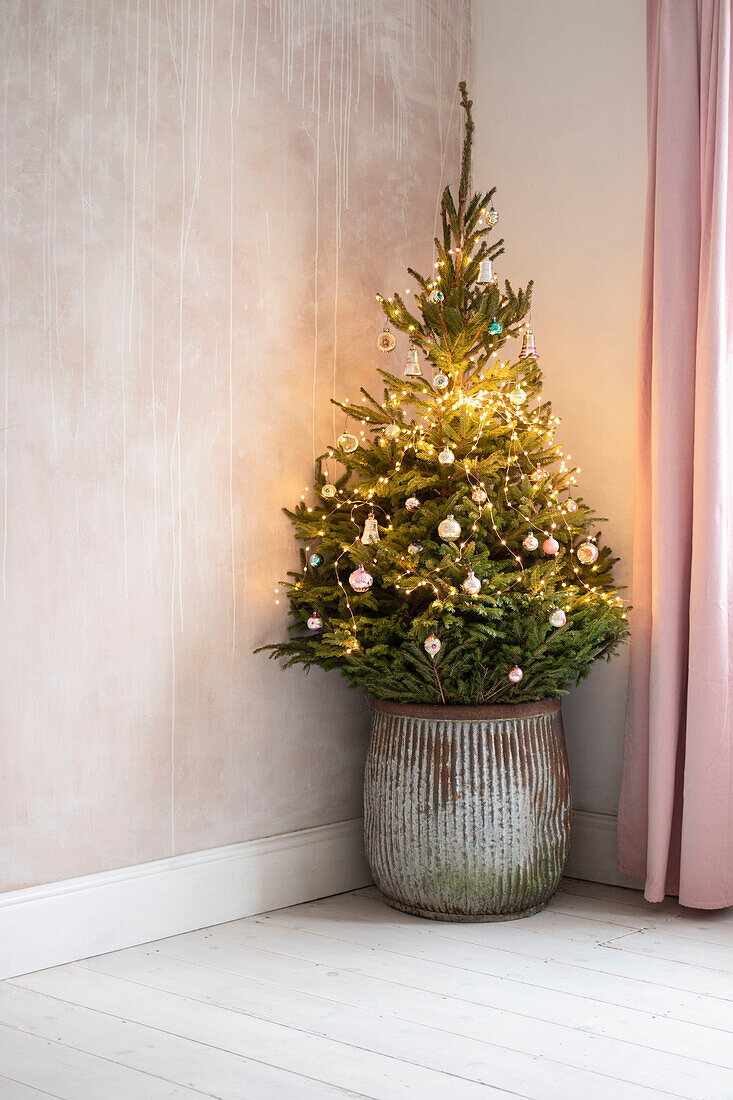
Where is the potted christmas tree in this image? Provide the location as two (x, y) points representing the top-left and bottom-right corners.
(262, 84), (627, 921)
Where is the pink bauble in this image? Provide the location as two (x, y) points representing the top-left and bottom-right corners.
(543, 536), (560, 555)
(508, 666), (524, 684)
(349, 565), (373, 592)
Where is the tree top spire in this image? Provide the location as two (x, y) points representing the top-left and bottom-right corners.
(458, 80), (474, 238)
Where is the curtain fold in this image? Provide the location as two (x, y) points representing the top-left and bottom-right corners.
(618, 0), (733, 908)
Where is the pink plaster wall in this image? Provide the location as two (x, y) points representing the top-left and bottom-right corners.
(0, 1), (468, 890)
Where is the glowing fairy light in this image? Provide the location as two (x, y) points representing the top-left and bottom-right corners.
(267, 156), (625, 672)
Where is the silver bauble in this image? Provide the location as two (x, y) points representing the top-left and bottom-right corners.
(477, 258), (495, 284)
(377, 329), (397, 354)
(519, 329), (539, 359)
(438, 514), (461, 542)
(349, 565), (373, 592)
(361, 513), (380, 545)
(462, 571), (482, 595)
(337, 432), (359, 453)
(577, 541), (599, 565)
(404, 343), (422, 377)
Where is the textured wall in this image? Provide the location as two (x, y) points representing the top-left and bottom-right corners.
(0, 0), (468, 890)
(472, 0), (646, 816)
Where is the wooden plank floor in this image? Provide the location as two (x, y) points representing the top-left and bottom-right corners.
(2, 879), (733, 1099)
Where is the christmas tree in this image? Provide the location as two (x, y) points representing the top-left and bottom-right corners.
(262, 84), (628, 705)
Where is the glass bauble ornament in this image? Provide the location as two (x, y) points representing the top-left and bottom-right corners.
(309, 553), (324, 567)
(424, 634), (442, 658)
(565, 498), (578, 513)
(519, 329), (539, 359)
(508, 666), (524, 684)
(462, 570), (482, 595)
(429, 289), (444, 303)
(408, 542), (423, 554)
(488, 317), (502, 335)
(433, 370), (450, 391)
(523, 533), (539, 551)
(338, 432), (358, 453)
(487, 204), (499, 227)
(321, 484), (337, 499)
(361, 511), (380, 545)
(477, 258), (495, 284)
(543, 536), (560, 555)
(438, 447), (455, 465)
(508, 386), (527, 407)
(349, 564), (373, 592)
(530, 466), (548, 484)
(549, 608), (567, 629)
(307, 614), (322, 632)
(377, 329), (396, 354)
(438, 514), (461, 542)
(404, 343), (422, 377)
(383, 424), (400, 440)
(405, 496), (420, 512)
(577, 541), (599, 565)
(471, 487), (488, 504)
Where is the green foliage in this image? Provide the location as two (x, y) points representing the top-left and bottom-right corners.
(259, 82), (628, 704)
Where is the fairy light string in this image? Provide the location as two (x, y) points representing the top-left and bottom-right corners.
(274, 147), (626, 666)
(279, 342), (626, 655)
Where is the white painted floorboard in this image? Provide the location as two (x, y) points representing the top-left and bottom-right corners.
(3, 879), (733, 1099)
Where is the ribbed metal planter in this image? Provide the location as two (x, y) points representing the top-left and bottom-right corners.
(364, 697), (571, 921)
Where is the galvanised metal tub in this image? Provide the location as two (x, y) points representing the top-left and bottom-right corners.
(364, 697), (571, 921)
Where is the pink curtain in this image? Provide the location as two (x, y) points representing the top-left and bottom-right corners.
(618, 0), (733, 908)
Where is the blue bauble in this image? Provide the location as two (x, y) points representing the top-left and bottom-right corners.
(309, 553), (324, 567)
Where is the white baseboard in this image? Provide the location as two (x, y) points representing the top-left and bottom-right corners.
(0, 818), (371, 980)
(0, 810), (639, 980)
(566, 810), (644, 890)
